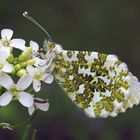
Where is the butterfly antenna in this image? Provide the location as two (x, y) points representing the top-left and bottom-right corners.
(23, 11), (52, 42)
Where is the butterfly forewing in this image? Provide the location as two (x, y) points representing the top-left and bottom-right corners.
(54, 50), (140, 118)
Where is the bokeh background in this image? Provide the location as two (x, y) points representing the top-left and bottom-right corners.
(0, 0), (140, 140)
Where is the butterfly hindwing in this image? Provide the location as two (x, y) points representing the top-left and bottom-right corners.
(54, 50), (140, 118)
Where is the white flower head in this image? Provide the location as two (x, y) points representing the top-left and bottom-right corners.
(0, 29), (26, 56)
(0, 73), (33, 107)
(26, 65), (54, 92)
(28, 98), (49, 115)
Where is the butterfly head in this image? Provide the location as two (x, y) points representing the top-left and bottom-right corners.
(45, 40), (63, 53)
(41, 39), (63, 74)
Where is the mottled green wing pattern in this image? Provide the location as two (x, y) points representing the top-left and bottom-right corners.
(54, 50), (140, 118)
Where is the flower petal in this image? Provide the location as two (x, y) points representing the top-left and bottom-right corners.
(33, 79), (41, 92)
(0, 47), (10, 58)
(11, 39), (26, 51)
(17, 74), (32, 90)
(2, 62), (13, 73)
(1, 29), (13, 40)
(0, 92), (12, 106)
(0, 123), (13, 130)
(30, 40), (39, 54)
(35, 102), (49, 111)
(28, 105), (35, 116)
(18, 92), (33, 107)
(42, 73), (54, 84)
(0, 73), (14, 90)
(0, 50), (7, 61)
(0, 40), (3, 46)
(33, 57), (46, 67)
(26, 65), (38, 77)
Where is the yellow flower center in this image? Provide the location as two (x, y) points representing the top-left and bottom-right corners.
(34, 72), (43, 80)
(10, 85), (19, 95)
(2, 38), (11, 47)
(0, 63), (4, 70)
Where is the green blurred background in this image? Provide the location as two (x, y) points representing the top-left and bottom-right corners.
(0, 0), (140, 140)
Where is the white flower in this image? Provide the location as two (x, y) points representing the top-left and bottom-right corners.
(33, 57), (47, 68)
(26, 65), (54, 92)
(29, 40), (47, 67)
(0, 73), (33, 107)
(0, 29), (26, 56)
(28, 98), (49, 115)
(0, 51), (13, 73)
(0, 123), (13, 130)
(30, 40), (39, 56)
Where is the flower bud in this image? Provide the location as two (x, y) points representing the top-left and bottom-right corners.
(17, 69), (27, 77)
(18, 47), (32, 62)
(27, 59), (35, 65)
(15, 64), (21, 71)
(7, 54), (14, 63)
(20, 62), (26, 68)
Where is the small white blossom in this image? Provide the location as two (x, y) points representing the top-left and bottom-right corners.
(30, 40), (39, 56)
(0, 51), (13, 73)
(0, 29), (26, 56)
(29, 40), (48, 68)
(0, 123), (13, 130)
(28, 98), (49, 115)
(33, 57), (47, 68)
(0, 73), (33, 107)
(26, 65), (54, 92)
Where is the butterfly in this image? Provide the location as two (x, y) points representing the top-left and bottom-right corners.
(23, 11), (140, 118)
(45, 42), (140, 118)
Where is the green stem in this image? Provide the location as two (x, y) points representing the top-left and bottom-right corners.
(21, 125), (31, 140)
(0, 110), (37, 130)
(31, 129), (37, 140)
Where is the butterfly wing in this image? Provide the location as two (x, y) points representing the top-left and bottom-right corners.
(54, 50), (140, 118)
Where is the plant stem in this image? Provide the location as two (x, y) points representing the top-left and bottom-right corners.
(31, 129), (37, 140)
(0, 110), (37, 130)
(21, 125), (31, 140)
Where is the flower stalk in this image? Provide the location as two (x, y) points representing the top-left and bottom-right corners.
(0, 110), (37, 130)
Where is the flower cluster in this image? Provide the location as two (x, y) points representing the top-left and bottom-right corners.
(0, 29), (53, 115)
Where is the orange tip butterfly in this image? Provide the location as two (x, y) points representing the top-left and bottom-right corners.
(23, 11), (140, 118)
